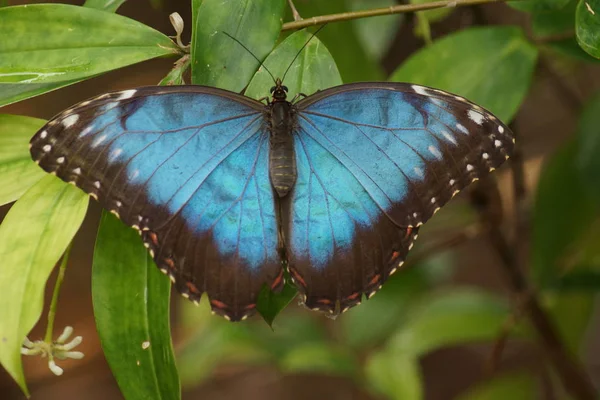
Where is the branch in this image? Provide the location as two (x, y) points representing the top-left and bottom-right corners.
(281, 0), (516, 31)
(472, 151), (596, 399)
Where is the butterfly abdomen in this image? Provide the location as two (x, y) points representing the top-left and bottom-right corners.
(268, 101), (297, 197)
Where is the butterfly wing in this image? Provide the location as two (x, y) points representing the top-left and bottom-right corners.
(285, 82), (514, 313)
(30, 87), (282, 321)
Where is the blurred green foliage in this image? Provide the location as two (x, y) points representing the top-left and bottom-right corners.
(1, 0), (600, 399)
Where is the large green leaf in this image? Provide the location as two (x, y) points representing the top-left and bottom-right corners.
(576, 91), (600, 200)
(0, 4), (179, 106)
(365, 352), (422, 400)
(390, 27), (538, 122)
(246, 29), (343, 101)
(83, 0), (127, 12)
(191, 0), (285, 90)
(349, 0), (402, 61)
(576, 0), (600, 58)
(0, 176), (88, 396)
(532, 141), (598, 286)
(92, 212), (180, 400)
(391, 288), (510, 356)
(456, 371), (538, 400)
(0, 114), (46, 205)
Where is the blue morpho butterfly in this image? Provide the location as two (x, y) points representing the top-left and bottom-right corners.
(29, 44), (514, 322)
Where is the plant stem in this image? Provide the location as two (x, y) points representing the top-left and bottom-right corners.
(44, 243), (73, 343)
(281, 0), (517, 31)
(475, 141), (597, 399)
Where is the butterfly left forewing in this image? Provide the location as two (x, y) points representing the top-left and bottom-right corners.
(30, 86), (283, 321)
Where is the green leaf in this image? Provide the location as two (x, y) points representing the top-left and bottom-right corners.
(280, 343), (357, 376)
(390, 27), (538, 122)
(531, 1), (577, 37)
(0, 4), (179, 106)
(0, 114), (46, 205)
(576, 0), (600, 58)
(191, 0), (285, 90)
(0, 175), (88, 396)
(365, 352), (422, 400)
(349, 0), (402, 60)
(510, 0), (572, 12)
(293, 0), (383, 81)
(545, 291), (595, 353)
(92, 212), (180, 400)
(256, 280), (298, 326)
(576, 91), (600, 200)
(411, 0), (453, 40)
(391, 288), (510, 356)
(532, 141), (598, 286)
(456, 371), (538, 400)
(246, 29), (343, 101)
(83, 0), (126, 12)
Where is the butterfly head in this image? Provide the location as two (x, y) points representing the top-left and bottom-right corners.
(270, 78), (288, 102)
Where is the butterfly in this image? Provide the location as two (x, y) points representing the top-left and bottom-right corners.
(29, 78), (513, 321)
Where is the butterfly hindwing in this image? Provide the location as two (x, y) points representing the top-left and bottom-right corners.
(30, 86), (283, 321)
(285, 83), (513, 313)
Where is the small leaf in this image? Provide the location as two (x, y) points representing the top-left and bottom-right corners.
(256, 280), (298, 326)
(92, 212), (180, 400)
(456, 371), (538, 400)
(0, 114), (46, 205)
(0, 4), (179, 106)
(390, 26), (538, 122)
(391, 288), (511, 356)
(0, 176), (88, 396)
(576, 0), (600, 58)
(191, 0), (285, 90)
(365, 352), (422, 400)
(246, 29), (343, 101)
(83, 0), (127, 12)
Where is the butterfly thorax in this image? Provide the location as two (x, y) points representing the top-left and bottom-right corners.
(268, 81), (297, 198)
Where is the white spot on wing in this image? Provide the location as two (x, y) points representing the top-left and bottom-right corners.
(56, 157), (65, 164)
(430, 197), (436, 204)
(73, 167), (81, 175)
(411, 85), (429, 96)
(466, 164), (474, 172)
(494, 140), (502, 148)
(428, 145), (442, 159)
(43, 144), (52, 152)
(79, 126), (94, 138)
(456, 123), (469, 134)
(109, 148), (123, 161)
(414, 166), (424, 178)
(449, 179), (455, 186)
(498, 125), (505, 134)
(441, 130), (457, 145)
(94, 181), (101, 189)
(117, 89), (137, 100)
(468, 109), (485, 125)
(92, 134), (107, 147)
(40, 130), (48, 139)
(62, 114), (79, 129)
(482, 153), (489, 160)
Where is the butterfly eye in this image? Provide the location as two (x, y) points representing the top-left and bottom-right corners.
(282, 86), (288, 92)
(270, 86), (276, 93)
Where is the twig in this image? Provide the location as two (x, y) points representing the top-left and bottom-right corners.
(287, 0), (302, 22)
(281, 0), (519, 31)
(409, 223), (483, 266)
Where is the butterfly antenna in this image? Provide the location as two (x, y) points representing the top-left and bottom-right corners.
(221, 31), (277, 83)
(281, 24), (327, 83)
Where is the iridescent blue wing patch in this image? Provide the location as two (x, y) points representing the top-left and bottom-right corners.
(285, 83), (514, 313)
(30, 87), (282, 321)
